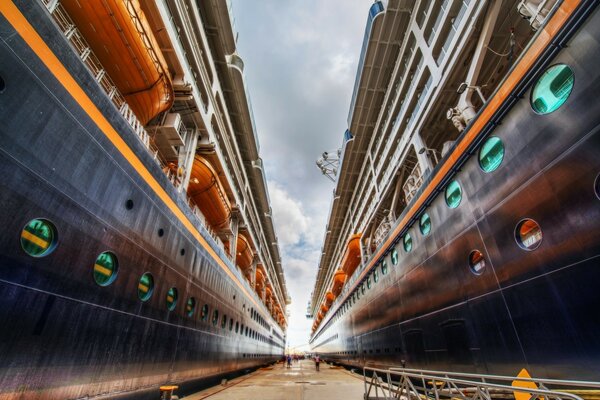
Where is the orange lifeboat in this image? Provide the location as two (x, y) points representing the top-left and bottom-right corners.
(188, 156), (231, 231)
(332, 269), (347, 297)
(61, 0), (173, 124)
(325, 291), (335, 307)
(341, 233), (362, 277)
(235, 234), (254, 271)
(320, 303), (329, 314)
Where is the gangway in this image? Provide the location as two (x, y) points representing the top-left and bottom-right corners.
(363, 366), (600, 400)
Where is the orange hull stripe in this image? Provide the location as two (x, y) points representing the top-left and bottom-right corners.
(0, 1), (261, 311)
(318, 0), (581, 331)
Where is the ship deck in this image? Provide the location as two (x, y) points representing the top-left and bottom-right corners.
(186, 359), (364, 400)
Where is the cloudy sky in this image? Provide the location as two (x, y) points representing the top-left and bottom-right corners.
(229, 0), (374, 348)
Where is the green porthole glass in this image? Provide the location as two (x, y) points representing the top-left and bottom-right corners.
(138, 273), (154, 301)
(403, 233), (413, 253)
(391, 248), (399, 265)
(479, 136), (504, 173)
(419, 213), (431, 236)
(93, 251), (118, 286)
(201, 304), (209, 321)
(166, 287), (178, 311)
(373, 269), (379, 283)
(186, 297), (196, 317)
(212, 309), (219, 326)
(20, 218), (57, 257)
(531, 64), (574, 114)
(367, 276), (372, 289)
(381, 261), (388, 275)
(445, 180), (462, 208)
(361, 284), (365, 295)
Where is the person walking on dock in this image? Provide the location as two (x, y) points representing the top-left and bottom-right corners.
(286, 355), (292, 369)
(314, 355), (320, 371)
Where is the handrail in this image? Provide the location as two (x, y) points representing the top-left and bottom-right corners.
(363, 366), (600, 400)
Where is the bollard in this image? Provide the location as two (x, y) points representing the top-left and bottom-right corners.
(159, 385), (179, 400)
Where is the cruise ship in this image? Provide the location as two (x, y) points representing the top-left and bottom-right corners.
(0, 0), (289, 398)
(309, 0), (600, 380)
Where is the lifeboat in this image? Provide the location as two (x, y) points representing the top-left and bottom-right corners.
(235, 234), (254, 271)
(188, 156), (231, 231)
(325, 291), (335, 307)
(341, 233), (362, 277)
(320, 303), (329, 314)
(332, 269), (347, 297)
(61, 0), (173, 124)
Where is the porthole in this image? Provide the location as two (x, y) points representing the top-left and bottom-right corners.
(445, 180), (462, 208)
(212, 310), (219, 326)
(419, 213), (431, 236)
(20, 218), (58, 257)
(125, 199), (134, 210)
(221, 315), (227, 329)
(158, 228), (164, 237)
(595, 173), (600, 200)
(381, 261), (388, 275)
(468, 250), (486, 275)
(367, 276), (372, 289)
(515, 219), (543, 251)
(229, 318), (234, 331)
(186, 297), (196, 317)
(166, 287), (178, 311)
(373, 269), (379, 283)
(180, 248), (185, 256)
(93, 251), (118, 286)
(361, 284), (365, 295)
(0, 74), (5, 93)
(391, 248), (399, 265)
(403, 233), (413, 253)
(479, 136), (504, 173)
(201, 304), (209, 321)
(236, 321), (239, 333)
(531, 64), (574, 114)
(138, 273), (154, 301)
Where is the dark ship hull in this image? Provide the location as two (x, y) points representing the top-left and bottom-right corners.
(311, 0), (600, 380)
(0, 1), (284, 399)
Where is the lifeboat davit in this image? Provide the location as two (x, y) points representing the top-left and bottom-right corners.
(61, 0), (173, 124)
(331, 269), (347, 297)
(235, 234), (254, 271)
(341, 233), (362, 277)
(188, 156), (231, 231)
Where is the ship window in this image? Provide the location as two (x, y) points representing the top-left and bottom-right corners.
(356, 290), (360, 300)
(531, 64), (574, 114)
(221, 314), (227, 329)
(125, 199), (134, 210)
(186, 297), (196, 317)
(93, 251), (118, 286)
(212, 309), (219, 326)
(403, 233), (413, 253)
(229, 318), (234, 331)
(0, 74), (4, 93)
(419, 213), (431, 236)
(595, 173), (600, 200)
(468, 250), (486, 275)
(180, 248), (185, 256)
(236, 321), (239, 333)
(166, 287), (178, 311)
(20, 218), (58, 257)
(515, 219), (543, 251)
(381, 261), (388, 275)
(479, 136), (504, 173)
(445, 180), (462, 208)
(389, 249), (398, 266)
(361, 283), (365, 295)
(201, 304), (209, 321)
(373, 269), (379, 283)
(158, 228), (164, 237)
(138, 273), (154, 301)
(367, 276), (372, 289)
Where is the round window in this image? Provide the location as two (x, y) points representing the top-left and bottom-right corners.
(361, 284), (365, 295)
(403, 233), (413, 253)
(595, 173), (600, 200)
(419, 213), (431, 236)
(20, 218), (57, 257)
(445, 180), (462, 208)
(201, 304), (209, 321)
(236, 321), (239, 333)
(138, 273), (154, 301)
(515, 219), (543, 251)
(381, 261), (388, 275)
(221, 314), (227, 329)
(469, 250), (486, 275)
(479, 136), (504, 173)
(229, 318), (234, 331)
(391, 248), (399, 265)
(166, 287), (178, 311)
(373, 269), (379, 283)
(531, 64), (574, 114)
(367, 276), (372, 289)
(356, 290), (360, 300)
(93, 251), (118, 286)
(212, 309), (219, 326)
(186, 297), (196, 317)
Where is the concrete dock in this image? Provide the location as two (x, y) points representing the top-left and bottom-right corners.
(186, 359), (364, 400)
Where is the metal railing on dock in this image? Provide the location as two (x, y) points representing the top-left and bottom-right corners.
(363, 366), (600, 400)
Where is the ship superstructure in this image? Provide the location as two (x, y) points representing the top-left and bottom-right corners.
(0, 0), (289, 398)
(309, 0), (600, 379)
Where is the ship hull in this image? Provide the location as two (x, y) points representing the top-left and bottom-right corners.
(0, 2), (283, 399)
(311, 1), (600, 380)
